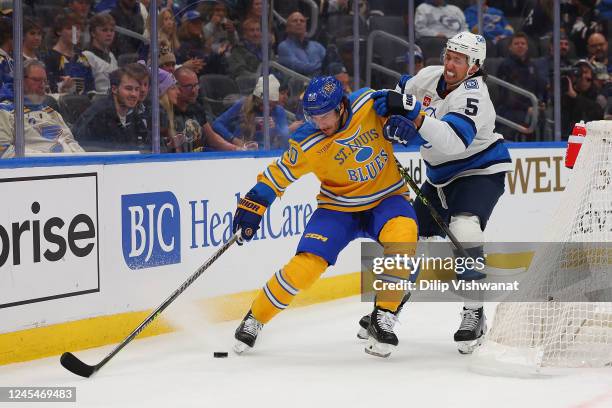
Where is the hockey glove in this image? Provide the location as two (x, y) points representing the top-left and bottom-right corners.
(395, 74), (413, 92)
(371, 89), (422, 120)
(383, 115), (420, 146)
(233, 193), (268, 244)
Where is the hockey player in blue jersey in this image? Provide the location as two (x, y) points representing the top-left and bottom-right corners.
(365, 31), (512, 354)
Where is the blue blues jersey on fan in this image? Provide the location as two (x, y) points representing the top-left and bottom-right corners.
(395, 66), (512, 186)
(0, 48), (13, 87)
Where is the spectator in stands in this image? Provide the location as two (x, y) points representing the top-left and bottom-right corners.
(177, 10), (227, 75)
(213, 74), (289, 150)
(172, 66), (241, 152)
(277, 11), (326, 76)
(140, 9), (204, 74)
(415, 0), (468, 39)
(82, 13), (118, 95)
(66, 0), (93, 20)
(123, 62), (150, 143)
(0, 59), (84, 157)
(563, 0), (608, 58)
(240, 0), (263, 22)
(155, 68), (181, 152)
(140, 8), (178, 60)
(278, 82), (305, 133)
(326, 62), (352, 93)
(159, 45), (177, 74)
(227, 18), (264, 78)
(591, 60), (611, 111)
(587, 33), (611, 74)
(66, 0), (94, 48)
(561, 59), (604, 136)
(325, 0), (350, 15)
(22, 18), (42, 61)
(110, 0), (145, 56)
(157, 8), (181, 53)
(496, 32), (545, 140)
(238, 0), (278, 50)
(44, 13), (95, 95)
(73, 67), (145, 151)
(204, 3), (239, 54)
(522, 0), (553, 38)
(0, 17), (13, 87)
(534, 32), (573, 103)
(464, 0), (514, 44)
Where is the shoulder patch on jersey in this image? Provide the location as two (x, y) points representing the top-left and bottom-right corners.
(349, 88), (373, 106)
(0, 102), (14, 112)
(464, 79), (479, 90)
(291, 123), (323, 145)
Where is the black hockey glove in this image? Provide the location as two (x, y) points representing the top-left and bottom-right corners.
(372, 89), (422, 120)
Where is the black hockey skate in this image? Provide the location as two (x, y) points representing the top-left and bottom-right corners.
(357, 293), (411, 340)
(364, 306), (400, 358)
(454, 307), (487, 354)
(233, 310), (263, 354)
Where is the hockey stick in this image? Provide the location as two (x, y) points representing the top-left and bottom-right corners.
(60, 233), (242, 378)
(395, 158), (471, 258)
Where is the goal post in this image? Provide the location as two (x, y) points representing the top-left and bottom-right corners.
(476, 120), (612, 370)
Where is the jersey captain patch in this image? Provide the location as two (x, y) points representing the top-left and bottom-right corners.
(464, 79), (479, 90)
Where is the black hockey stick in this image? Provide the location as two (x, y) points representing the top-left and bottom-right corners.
(395, 158), (471, 258)
(60, 233), (242, 378)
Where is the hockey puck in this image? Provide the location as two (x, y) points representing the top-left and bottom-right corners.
(213, 351), (228, 358)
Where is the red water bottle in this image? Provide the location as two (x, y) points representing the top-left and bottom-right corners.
(565, 121), (587, 169)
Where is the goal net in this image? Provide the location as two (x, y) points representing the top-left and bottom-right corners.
(477, 120), (612, 369)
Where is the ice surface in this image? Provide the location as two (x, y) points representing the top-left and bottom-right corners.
(1, 297), (612, 408)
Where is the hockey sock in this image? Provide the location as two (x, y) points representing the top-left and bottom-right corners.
(376, 216), (418, 312)
(251, 252), (328, 323)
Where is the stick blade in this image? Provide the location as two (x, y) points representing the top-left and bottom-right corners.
(60, 352), (97, 378)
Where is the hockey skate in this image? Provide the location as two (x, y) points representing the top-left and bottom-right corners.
(454, 307), (487, 354)
(233, 310), (263, 354)
(364, 306), (399, 358)
(357, 293), (411, 340)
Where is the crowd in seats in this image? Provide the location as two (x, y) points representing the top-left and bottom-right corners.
(0, 0), (610, 156)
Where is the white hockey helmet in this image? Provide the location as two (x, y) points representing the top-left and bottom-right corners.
(445, 32), (486, 70)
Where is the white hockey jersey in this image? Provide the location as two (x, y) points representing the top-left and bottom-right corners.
(396, 65), (512, 186)
(0, 101), (85, 158)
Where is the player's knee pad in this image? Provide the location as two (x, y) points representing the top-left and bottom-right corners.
(449, 214), (486, 281)
(449, 214), (483, 245)
(379, 216), (418, 249)
(282, 252), (328, 291)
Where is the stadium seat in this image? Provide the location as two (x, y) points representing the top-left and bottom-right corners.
(417, 36), (448, 62)
(117, 53), (139, 67)
(59, 94), (91, 127)
(507, 16), (525, 33)
(199, 74), (240, 117)
(425, 57), (441, 67)
(32, 5), (63, 27)
(483, 57), (504, 77)
(325, 14), (367, 39)
(235, 74), (259, 95)
(369, 15), (406, 37)
(373, 35), (409, 67)
(486, 39), (497, 58)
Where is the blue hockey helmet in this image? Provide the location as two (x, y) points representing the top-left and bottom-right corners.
(302, 76), (345, 123)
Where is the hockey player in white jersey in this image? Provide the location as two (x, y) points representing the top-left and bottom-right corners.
(362, 31), (512, 354)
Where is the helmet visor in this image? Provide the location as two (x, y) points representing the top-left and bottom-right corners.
(304, 108), (340, 130)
